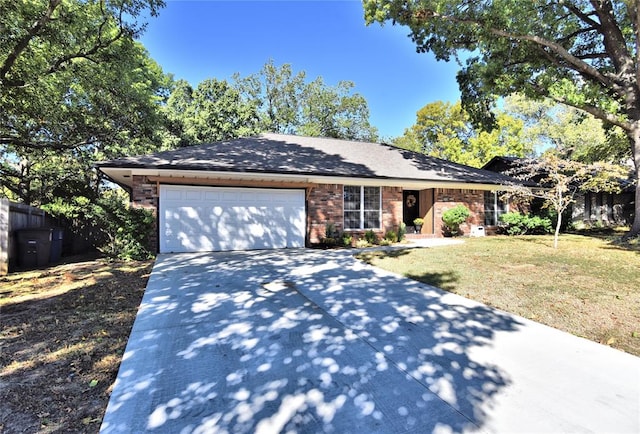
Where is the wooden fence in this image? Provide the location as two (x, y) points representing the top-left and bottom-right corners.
(0, 199), (103, 275)
(0, 198), (50, 275)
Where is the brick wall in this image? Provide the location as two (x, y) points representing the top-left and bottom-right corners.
(131, 175), (159, 252)
(381, 186), (403, 232)
(306, 184), (403, 244)
(307, 184), (344, 243)
(434, 188), (484, 236)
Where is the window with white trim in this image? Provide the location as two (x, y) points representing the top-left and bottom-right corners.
(344, 186), (381, 229)
(484, 191), (509, 226)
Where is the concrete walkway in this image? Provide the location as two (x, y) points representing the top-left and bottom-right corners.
(101, 249), (640, 433)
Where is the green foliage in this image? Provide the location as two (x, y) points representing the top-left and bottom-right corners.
(320, 223), (354, 248)
(397, 222), (407, 241)
(97, 193), (155, 260)
(413, 217), (424, 226)
(499, 212), (552, 235)
(364, 230), (378, 245)
(504, 153), (629, 247)
(163, 78), (259, 147)
(324, 222), (338, 239)
(355, 238), (370, 248)
(393, 100), (531, 167)
(43, 191), (154, 260)
(504, 95), (630, 163)
(442, 205), (470, 236)
(384, 230), (397, 242)
(342, 233), (353, 248)
(234, 60), (378, 141)
(298, 77), (378, 141)
(1, 1), (171, 205)
(364, 0), (640, 236)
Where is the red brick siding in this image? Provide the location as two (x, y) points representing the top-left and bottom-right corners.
(307, 185), (403, 244)
(434, 188), (484, 236)
(381, 186), (403, 232)
(131, 175), (159, 252)
(307, 184), (344, 243)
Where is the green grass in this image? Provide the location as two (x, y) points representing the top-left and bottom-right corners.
(358, 234), (640, 357)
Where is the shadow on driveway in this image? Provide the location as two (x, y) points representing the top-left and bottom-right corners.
(101, 249), (639, 433)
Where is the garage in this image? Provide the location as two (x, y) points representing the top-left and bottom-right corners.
(159, 185), (306, 253)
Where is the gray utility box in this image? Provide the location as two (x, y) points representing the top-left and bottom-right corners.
(17, 228), (52, 268)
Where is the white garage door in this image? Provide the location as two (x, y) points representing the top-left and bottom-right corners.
(159, 185), (306, 253)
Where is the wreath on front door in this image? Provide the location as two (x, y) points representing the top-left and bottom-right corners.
(406, 194), (416, 208)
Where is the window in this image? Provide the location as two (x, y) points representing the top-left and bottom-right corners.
(344, 186), (381, 229)
(484, 191), (508, 226)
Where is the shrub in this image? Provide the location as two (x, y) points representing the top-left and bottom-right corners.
(355, 239), (370, 248)
(442, 205), (471, 236)
(397, 222), (407, 241)
(364, 230), (378, 245)
(325, 222), (339, 239)
(321, 237), (338, 247)
(384, 230), (397, 242)
(94, 193), (155, 260)
(341, 233), (353, 247)
(499, 212), (553, 235)
(43, 191), (155, 260)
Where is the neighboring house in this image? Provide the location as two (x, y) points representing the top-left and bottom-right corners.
(483, 156), (635, 228)
(97, 134), (522, 253)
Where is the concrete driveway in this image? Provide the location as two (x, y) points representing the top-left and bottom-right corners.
(101, 249), (640, 433)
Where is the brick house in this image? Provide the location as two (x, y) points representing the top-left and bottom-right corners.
(97, 134), (521, 253)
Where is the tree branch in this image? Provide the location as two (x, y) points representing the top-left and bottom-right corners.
(414, 4), (640, 99)
(588, 0), (633, 73)
(565, 3), (601, 29)
(531, 83), (632, 131)
(0, 136), (95, 150)
(414, 8), (617, 91)
(46, 3), (128, 76)
(46, 26), (125, 75)
(0, 0), (62, 86)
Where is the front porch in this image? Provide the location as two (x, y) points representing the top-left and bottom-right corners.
(402, 188), (485, 237)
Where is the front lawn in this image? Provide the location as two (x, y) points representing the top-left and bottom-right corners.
(358, 234), (640, 357)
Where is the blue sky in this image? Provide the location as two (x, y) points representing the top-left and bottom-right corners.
(138, 0), (463, 139)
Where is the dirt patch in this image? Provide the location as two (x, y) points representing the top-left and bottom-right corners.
(0, 255), (153, 433)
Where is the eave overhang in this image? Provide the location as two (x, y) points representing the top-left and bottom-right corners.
(98, 166), (521, 193)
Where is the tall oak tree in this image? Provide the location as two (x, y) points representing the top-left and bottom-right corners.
(365, 0), (640, 236)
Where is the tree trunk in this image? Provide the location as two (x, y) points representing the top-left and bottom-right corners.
(554, 207), (562, 249)
(631, 168), (640, 237)
(628, 121), (640, 238)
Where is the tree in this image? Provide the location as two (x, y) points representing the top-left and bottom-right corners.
(505, 154), (628, 248)
(234, 60), (378, 141)
(164, 78), (259, 146)
(393, 100), (531, 167)
(504, 94), (630, 164)
(299, 78), (379, 141)
(1, 0), (169, 205)
(365, 0), (640, 237)
(234, 60), (307, 134)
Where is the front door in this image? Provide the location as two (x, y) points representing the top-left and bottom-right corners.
(403, 190), (420, 227)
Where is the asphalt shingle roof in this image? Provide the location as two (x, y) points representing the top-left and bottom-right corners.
(98, 133), (519, 185)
